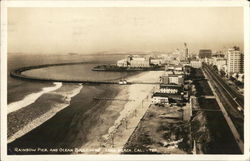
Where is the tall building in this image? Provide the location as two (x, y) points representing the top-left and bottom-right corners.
(199, 49), (212, 59)
(184, 43), (189, 60)
(227, 48), (244, 75)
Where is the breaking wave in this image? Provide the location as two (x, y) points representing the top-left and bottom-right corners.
(8, 82), (63, 114)
(8, 83), (83, 143)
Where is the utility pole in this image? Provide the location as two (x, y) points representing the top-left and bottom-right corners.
(134, 109), (137, 117)
(125, 116), (128, 129)
(142, 99), (144, 108)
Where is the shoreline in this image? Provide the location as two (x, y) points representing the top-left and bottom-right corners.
(8, 69), (163, 154)
(7, 84), (121, 154)
(8, 82), (62, 114)
(78, 71), (164, 154)
(7, 84), (83, 143)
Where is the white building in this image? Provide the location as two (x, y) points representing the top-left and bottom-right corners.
(116, 56), (151, 67)
(227, 48), (244, 75)
(165, 64), (183, 71)
(214, 58), (227, 71)
(168, 74), (184, 85)
(150, 58), (163, 66)
(175, 65), (183, 71)
(152, 95), (169, 104)
(151, 93), (183, 104)
(238, 74), (244, 82)
(190, 60), (202, 68)
(158, 84), (183, 94)
(117, 59), (128, 67)
(164, 70), (174, 75)
(160, 74), (184, 85)
(129, 57), (150, 67)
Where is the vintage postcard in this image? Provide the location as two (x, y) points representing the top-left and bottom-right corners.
(1, 0), (249, 161)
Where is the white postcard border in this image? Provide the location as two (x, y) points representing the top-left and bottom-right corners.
(1, 0), (249, 161)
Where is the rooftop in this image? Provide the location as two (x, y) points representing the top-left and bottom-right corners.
(152, 92), (183, 100)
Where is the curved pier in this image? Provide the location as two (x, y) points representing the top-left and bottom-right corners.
(10, 62), (120, 84)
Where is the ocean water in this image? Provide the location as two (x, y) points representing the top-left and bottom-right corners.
(7, 53), (138, 154)
(8, 82), (62, 114)
(8, 53), (128, 103)
(22, 63), (128, 81)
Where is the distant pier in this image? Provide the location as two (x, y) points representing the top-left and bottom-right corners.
(10, 62), (118, 84)
(93, 97), (135, 101)
(10, 62), (160, 85)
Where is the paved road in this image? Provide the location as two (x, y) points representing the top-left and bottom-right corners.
(204, 64), (244, 109)
(203, 64), (244, 139)
(202, 65), (244, 153)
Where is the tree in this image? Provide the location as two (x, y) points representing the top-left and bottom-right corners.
(213, 65), (218, 72)
(220, 70), (226, 76)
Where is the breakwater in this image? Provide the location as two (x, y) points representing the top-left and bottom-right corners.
(10, 62), (120, 84)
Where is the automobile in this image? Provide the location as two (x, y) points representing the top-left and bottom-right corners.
(118, 80), (127, 85)
(237, 106), (243, 111)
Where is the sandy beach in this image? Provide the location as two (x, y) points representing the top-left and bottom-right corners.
(8, 83), (121, 154)
(8, 70), (164, 154)
(77, 71), (164, 154)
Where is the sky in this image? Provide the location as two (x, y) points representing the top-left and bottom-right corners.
(8, 7), (244, 55)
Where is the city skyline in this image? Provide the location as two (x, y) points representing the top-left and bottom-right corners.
(8, 7), (243, 55)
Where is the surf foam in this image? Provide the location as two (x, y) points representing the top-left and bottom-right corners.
(8, 82), (62, 114)
(8, 84), (83, 143)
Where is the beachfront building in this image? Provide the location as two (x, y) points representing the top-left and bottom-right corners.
(152, 93), (183, 104)
(117, 59), (128, 67)
(116, 55), (151, 68)
(165, 64), (183, 71)
(159, 84), (183, 94)
(165, 70), (174, 75)
(152, 94), (169, 104)
(160, 74), (184, 85)
(165, 64), (175, 71)
(154, 60), (191, 105)
(168, 74), (184, 85)
(165, 64), (186, 75)
(129, 57), (151, 67)
(174, 70), (185, 75)
(160, 75), (170, 84)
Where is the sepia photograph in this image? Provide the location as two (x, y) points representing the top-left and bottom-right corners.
(1, 0), (249, 161)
